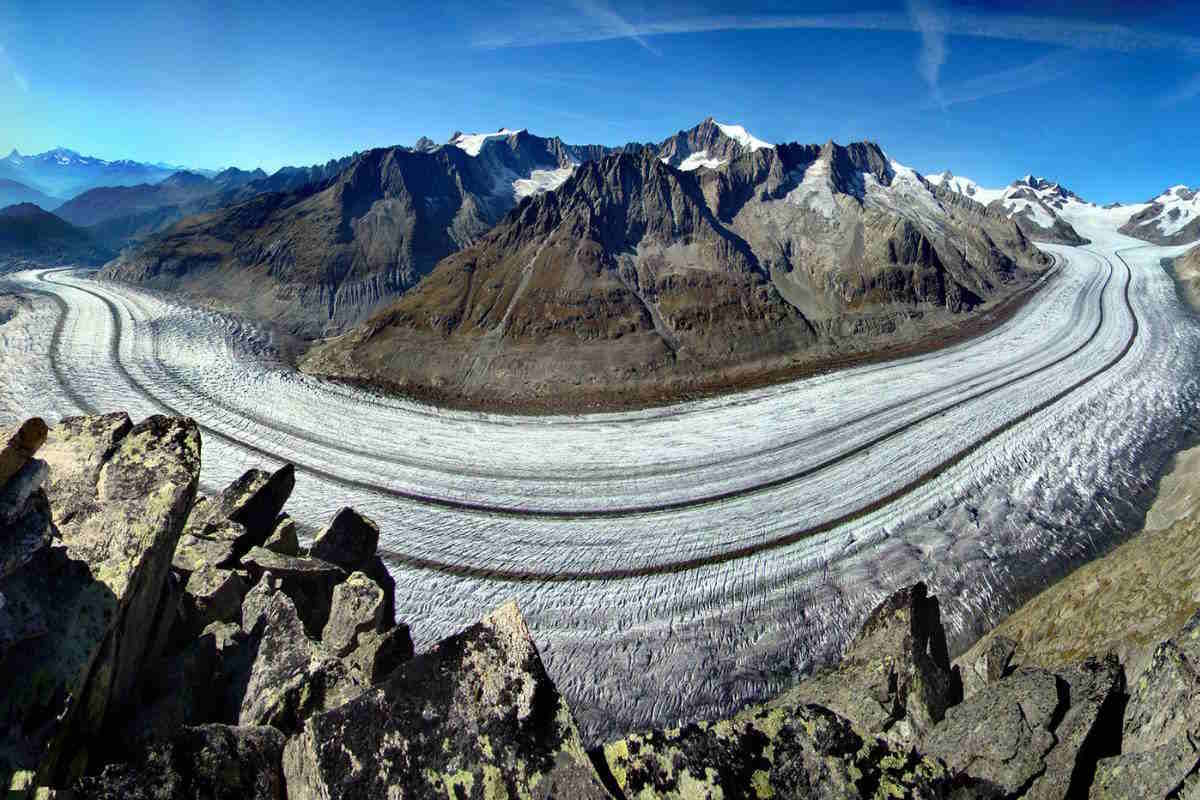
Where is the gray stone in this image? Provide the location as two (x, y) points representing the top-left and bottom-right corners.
(321, 571), (385, 657)
(172, 533), (237, 575)
(0, 464), (52, 582)
(74, 724), (287, 800)
(0, 457), (47, 524)
(236, 589), (363, 734)
(1123, 609), (1200, 753)
(240, 547), (345, 637)
(1090, 736), (1200, 799)
(780, 582), (961, 744)
(342, 624), (414, 685)
(976, 635), (1018, 685)
(186, 466), (295, 554)
(183, 566), (249, 633)
(0, 415), (200, 787)
(262, 514), (298, 556)
(308, 507), (379, 571)
(0, 417), (47, 489)
(282, 601), (608, 800)
(602, 701), (955, 800)
(922, 666), (1062, 795)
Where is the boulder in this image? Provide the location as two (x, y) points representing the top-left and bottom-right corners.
(186, 466), (295, 554)
(282, 601), (609, 800)
(262, 514), (299, 556)
(0, 417), (48, 488)
(1122, 609), (1200, 752)
(74, 724), (287, 800)
(781, 582), (961, 743)
(341, 624), (414, 685)
(37, 412), (133, 536)
(976, 635), (1018, 686)
(240, 547), (345, 637)
(602, 701), (954, 799)
(183, 566), (249, 634)
(321, 571), (385, 657)
(0, 461), (52, 580)
(172, 531), (238, 575)
(236, 584), (363, 734)
(921, 666), (1062, 795)
(308, 507), (379, 571)
(1090, 736), (1200, 799)
(0, 415), (200, 788)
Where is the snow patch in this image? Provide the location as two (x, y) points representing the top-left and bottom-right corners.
(678, 150), (727, 171)
(451, 128), (524, 157)
(513, 166), (575, 199)
(715, 122), (773, 152)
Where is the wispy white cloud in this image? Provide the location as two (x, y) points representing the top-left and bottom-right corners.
(473, 7), (1200, 59)
(932, 50), (1084, 109)
(568, 0), (661, 56)
(907, 0), (947, 107)
(1161, 72), (1200, 106)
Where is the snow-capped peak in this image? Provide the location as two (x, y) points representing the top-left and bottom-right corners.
(926, 170), (1006, 205)
(714, 121), (773, 152)
(450, 128), (525, 157)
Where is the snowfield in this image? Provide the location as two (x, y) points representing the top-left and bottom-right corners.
(1, 209), (1198, 741)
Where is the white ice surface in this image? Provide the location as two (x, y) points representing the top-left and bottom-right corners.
(512, 166), (575, 199)
(677, 150), (726, 171)
(2, 209), (1198, 741)
(715, 121), (773, 151)
(926, 172), (1006, 206)
(451, 128), (523, 157)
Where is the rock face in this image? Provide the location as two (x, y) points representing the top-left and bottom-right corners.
(0, 418), (47, 487)
(282, 601), (610, 800)
(780, 582), (961, 744)
(75, 724), (287, 800)
(0, 415), (200, 788)
(601, 701), (953, 799)
(302, 140), (1048, 410)
(0, 203), (113, 265)
(1119, 185), (1200, 246)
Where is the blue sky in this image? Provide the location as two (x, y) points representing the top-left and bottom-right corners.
(0, 0), (1197, 203)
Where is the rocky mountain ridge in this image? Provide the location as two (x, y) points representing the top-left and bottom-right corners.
(1120, 185), (1200, 246)
(0, 203), (113, 266)
(928, 172), (1090, 246)
(301, 139), (1049, 408)
(2, 413), (1196, 798)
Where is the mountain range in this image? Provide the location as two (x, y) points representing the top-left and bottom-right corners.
(0, 203), (113, 265)
(0, 148), (202, 200)
(7, 118), (1197, 407)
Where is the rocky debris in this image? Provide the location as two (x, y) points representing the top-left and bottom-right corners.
(236, 578), (364, 734)
(172, 528), (239, 574)
(600, 701), (954, 799)
(262, 514), (299, 556)
(921, 655), (1124, 799)
(967, 634), (1018, 697)
(340, 623), (414, 685)
(1090, 735), (1200, 799)
(75, 724), (287, 800)
(320, 571), (384, 657)
(0, 415), (200, 788)
(240, 546), (346, 636)
(0, 460), (52, 581)
(1122, 609), (1200, 752)
(182, 566), (249, 634)
(184, 465), (295, 556)
(308, 507), (379, 570)
(0, 417), (47, 487)
(282, 601), (610, 800)
(781, 582), (962, 744)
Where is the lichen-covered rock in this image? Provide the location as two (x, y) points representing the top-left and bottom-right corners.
(969, 635), (1017, 695)
(37, 412), (132, 536)
(74, 724), (287, 800)
(340, 624), (414, 685)
(0, 415), (200, 788)
(321, 571), (385, 657)
(1122, 609), (1200, 753)
(0, 461), (52, 581)
(172, 532), (238, 574)
(602, 700), (955, 800)
(185, 466), (295, 554)
(307, 507), (379, 571)
(1090, 736), (1200, 799)
(780, 582), (961, 744)
(282, 601), (609, 800)
(183, 566), (249, 634)
(0, 417), (48, 488)
(237, 587), (363, 734)
(240, 547), (345, 636)
(262, 514), (299, 556)
(1024, 655), (1125, 800)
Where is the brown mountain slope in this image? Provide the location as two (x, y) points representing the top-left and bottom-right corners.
(301, 144), (1050, 409)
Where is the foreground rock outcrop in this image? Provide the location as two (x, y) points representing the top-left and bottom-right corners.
(3, 413), (1198, 798)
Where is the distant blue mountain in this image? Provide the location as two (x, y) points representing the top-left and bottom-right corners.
(0, 178), (59, 209)
(0, 147), (212, 200)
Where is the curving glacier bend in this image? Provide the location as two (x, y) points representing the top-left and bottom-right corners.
(1, 210), (1199, 741)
